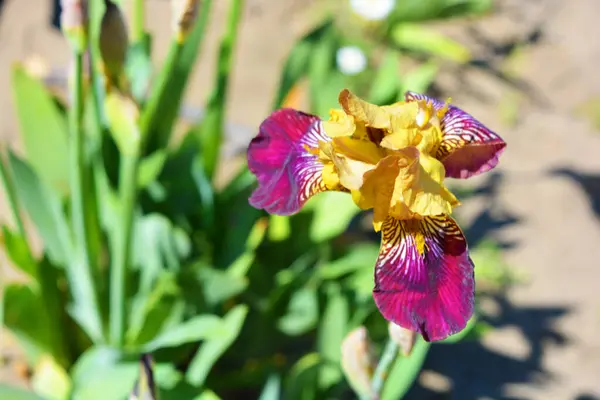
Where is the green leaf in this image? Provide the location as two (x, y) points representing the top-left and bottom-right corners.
(7, 151), (73, 267)
(0, 386), (45, 400)
(197, 266), (248, 307)
(126, 41), (153, 103)
(3, 283), (55, 366)
(272, 21), (331, 109)
(284, 353), (322, 400)
(391, 0), (492, 22)
(186, 305), (249, 386)
(141, 0), (213, 152)
(391, 23), (471, 63)
(197, 0), (244, 180)
(71, 347), (183, 400)
(309, 191), (360, 242)
(399, 61), (439, 95)
(126, 272), (184, 345)
(368, 50), (401, 105)
(193, 390), (222, 400)
(308, 23), (338, 116)
(70, 347), (139, 400)
(258, 374), (281, 400)
(278, 287), (319, 336)
(137, 150), (168, 188)
(142, 314), (224, 352)
(316, 243), (379, 280)
(11, 65), (69, 194)
(381, 338), (431, 400)
(318, 284), (349, 389)
(1, 226), (37, 277)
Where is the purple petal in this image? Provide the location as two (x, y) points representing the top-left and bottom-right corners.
(405, 91), (506, 179)
(247, 108), (330, 215)
(373, 215), (474, 342)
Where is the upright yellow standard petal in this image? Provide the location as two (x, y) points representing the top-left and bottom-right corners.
(353, 147), (459, 230)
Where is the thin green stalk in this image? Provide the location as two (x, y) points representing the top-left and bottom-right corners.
(369, 339), (399, 400)
(69, 51), (104, 342)
(109, 151), (140, 346)
(0, 151), (26, 237)
(200, 0), (244, 180)
(131, 0), (146, 44)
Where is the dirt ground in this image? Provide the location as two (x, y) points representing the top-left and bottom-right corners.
(1, 0), (600, 399)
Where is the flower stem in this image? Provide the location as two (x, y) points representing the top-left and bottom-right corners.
(109, 150), (140, 347)
(69, 50), (104, 342)
(370, 338), (399, 399)
(131, 0), (145, 44)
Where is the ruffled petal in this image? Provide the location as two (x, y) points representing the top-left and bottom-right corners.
(405, 91), (506, 179)
(373, 215), (474, 342)
(247, 109), (330, 215)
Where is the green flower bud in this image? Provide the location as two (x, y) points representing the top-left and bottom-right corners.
(99, 0), (129, 90)
(60, 0), (88, 51)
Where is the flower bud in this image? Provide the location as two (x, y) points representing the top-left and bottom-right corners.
(388, 322), (417, 356)
(340, 326), (376, 398)
(60, 0), (89, 51)
(99, 0), (129, 90)
(172, 0), (201, 43)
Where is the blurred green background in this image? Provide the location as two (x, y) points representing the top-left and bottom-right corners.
(1, 0), (600, 399)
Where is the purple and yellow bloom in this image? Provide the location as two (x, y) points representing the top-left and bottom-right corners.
(246, 89), (506, 341)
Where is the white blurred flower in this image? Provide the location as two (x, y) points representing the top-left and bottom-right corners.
(349, 0), (396, 21)
(336, 46), (367, 76)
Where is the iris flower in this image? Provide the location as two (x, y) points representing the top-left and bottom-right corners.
(247, 89), (506, 341)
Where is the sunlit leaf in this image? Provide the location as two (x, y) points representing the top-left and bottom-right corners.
(142, 315), (224, 352)
(284, 353), (322, 400)
(309, 191), (360, 243)
(186, 305), (249, 386)
(381, 337), (431, 400)
(391, 23), (471, 63)
(0, 386), (45, 400)
(8, 147), (73, 268)
(278, 287), (319, 336)
(11, 65), (69, 194)
(317, 284), (349, 389)
(258, 374), (281, 400)
(368, 50), (401, 105)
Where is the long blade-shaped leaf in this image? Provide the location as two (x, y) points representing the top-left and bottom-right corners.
(141, 0), (213, 152)
(11, 65), (69, 193)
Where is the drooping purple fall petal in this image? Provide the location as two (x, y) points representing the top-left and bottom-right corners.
(247, 108), (329, 215)
(373, 215), (474, 342)
(405, 91), (506, 179)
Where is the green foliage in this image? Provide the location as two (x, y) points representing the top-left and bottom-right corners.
(0, 0), (509, 399)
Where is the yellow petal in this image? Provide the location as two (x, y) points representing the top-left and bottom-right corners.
(396, 154), (459, 218)
(332, 137), (385, 164)
(354, 148), (420, 231)
(339, 89), (391, 129)
(322, 163), (341, 190)
(337, 157), (377, 191)
(322, 109), (356, 138)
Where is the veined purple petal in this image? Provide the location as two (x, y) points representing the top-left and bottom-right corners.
(247, 108), (330, 215)
(373, 215), (474, 342)
(405, 91), (506, 179)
